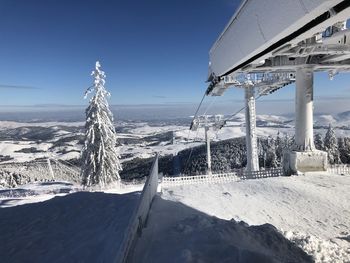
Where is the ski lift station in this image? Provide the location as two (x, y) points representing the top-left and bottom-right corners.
(205, 0), (350, 174)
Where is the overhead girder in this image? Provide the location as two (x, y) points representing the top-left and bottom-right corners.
(209, 0), (350, 80)
(207, 0), (350, 98)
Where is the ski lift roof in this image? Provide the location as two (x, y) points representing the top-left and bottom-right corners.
(208, 0), (350, 78)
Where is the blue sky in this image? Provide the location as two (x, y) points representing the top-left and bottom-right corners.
(0, 0), (349, 114)
(0, 0), (239, 106)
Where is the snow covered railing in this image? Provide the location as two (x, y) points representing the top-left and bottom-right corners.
(328, 164), (350, 175)
(162, 168), (283, 186)
(116, 154), (159, 263)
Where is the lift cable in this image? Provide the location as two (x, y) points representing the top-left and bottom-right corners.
(183, 86), (264, 175)
(183, 127), (201, 175)
(214, 94), (263, 138)
(193, 92), (206, 119)
(202, 96), (217, 116)
(225, 94), (262, 124)
(183, 93), (217, 175)
(189, 91), (207, 131)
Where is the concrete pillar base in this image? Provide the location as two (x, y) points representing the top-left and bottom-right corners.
(283, 150), (328, 175)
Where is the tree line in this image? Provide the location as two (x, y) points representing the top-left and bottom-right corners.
(178, 124), (350, 175)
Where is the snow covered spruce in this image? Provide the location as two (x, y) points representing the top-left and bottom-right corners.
(324, 124), (341, 164)
(80, 61), (122, 187)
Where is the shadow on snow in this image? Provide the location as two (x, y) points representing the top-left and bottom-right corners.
(131, 196), (313, 263)
(0, 191), (140, 263)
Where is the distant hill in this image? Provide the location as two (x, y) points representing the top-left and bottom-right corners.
(337, 111), (350, 121)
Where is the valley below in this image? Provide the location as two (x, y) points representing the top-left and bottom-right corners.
(1, 112), (350, 187)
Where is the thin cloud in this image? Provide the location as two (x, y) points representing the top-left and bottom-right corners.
(258, 98), (293, 103)
(315, 95), (350, 101)
(152, 95), (190, 103)
(0, 84), (39, 90)
(257, 96), (350, 103)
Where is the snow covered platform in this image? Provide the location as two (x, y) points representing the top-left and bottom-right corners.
(132, 173), (350, 262)
(0, 184), (141, 263)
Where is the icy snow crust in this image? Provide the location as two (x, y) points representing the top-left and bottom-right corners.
(133, 173), (350, 263)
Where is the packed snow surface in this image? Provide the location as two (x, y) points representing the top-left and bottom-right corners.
(0, 181), (79, 207)
(131, 196), (312, 263)
(0, 185), (141, 263)
(133, 173), (350, 263)
(0, 181), (144, 208)
(1, 174), (349, 262)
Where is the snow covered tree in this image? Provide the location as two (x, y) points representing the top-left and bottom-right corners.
(257, 138), (266, 168)
(275, 132), (283, 165)
(314, 133), (324, 151)
(266, 137), (278, 168)
(338, 137), (350, 164)
(283, 134), (294, 150)
(81, 61), (122, 187)
(324, 124), (340, 164)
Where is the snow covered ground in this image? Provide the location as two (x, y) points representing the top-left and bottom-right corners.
(0, 141), (53, 163)
(0, 181), (144, 208)
(0, 181), (144, 263)
(131, 196), (313, 263)
(1, 113), (350, 164)
(1, 115), (350, 262)
(0, 181), (79, 208)
(1, 173), (349, 262)
(133, 173), (350, 263)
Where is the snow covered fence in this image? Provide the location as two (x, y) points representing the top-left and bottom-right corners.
(246, 168), (283, 179)
(162, 168), (283, 186)
(162, 172), (240, 186)
(116, 154), (159, 263)
(328, 164), (350, 175)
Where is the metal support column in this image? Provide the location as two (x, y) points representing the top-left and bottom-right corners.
(283, 67), (327, 174)
(245, 86), (259, 172)
(294, 68), (315, 151)
(205, 126), (212, 175)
